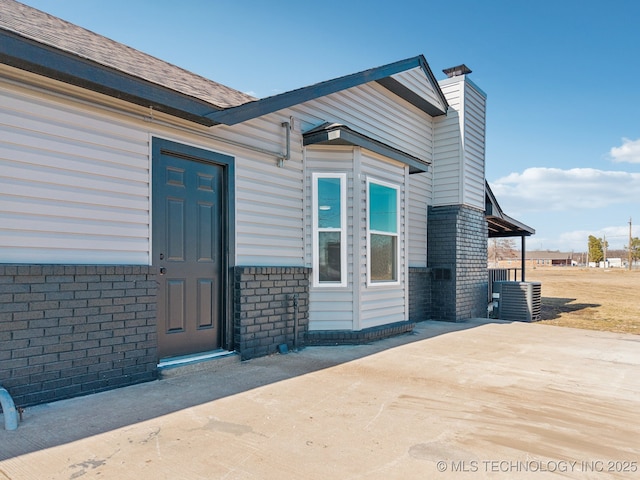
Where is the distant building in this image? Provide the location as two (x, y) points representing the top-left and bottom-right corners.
(527, 251), (573, 266)
(490, 250), (573, 268)
(601, 258), (623, 268)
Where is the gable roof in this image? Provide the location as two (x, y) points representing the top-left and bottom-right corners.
(207, 55), (449, 125)
(0, 0), (448, 128)
(485, 181), (535, 238)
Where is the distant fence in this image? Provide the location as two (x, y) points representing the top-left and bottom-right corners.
(488, 268), (523, 302)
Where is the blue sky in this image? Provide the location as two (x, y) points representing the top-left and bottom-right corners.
(20, 0), (640, 252)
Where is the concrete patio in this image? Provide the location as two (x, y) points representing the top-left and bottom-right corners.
(1, 319), (639, 479)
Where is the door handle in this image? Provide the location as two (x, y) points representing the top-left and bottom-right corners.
(159, 267), (167, 275)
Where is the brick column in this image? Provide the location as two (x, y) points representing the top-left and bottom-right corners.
(428, 205), (488, 321)
(234, 267), (310, 360)
(455, 206), (489, 319)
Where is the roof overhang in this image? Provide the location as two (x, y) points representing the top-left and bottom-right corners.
(486, 214), (535, 238)
(2, 7), (449, 130)
(303, 123), (430, 174)
(0, 29), (221, 126)
(376, 76), (446, 117)
(205, 55), (449, 126)
(485, 181), (535, 237)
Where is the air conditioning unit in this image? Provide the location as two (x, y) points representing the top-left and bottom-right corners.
(492, 281), (541, 322)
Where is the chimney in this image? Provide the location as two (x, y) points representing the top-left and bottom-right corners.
(443, 64), (472, 78)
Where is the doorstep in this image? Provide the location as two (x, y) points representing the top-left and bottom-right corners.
(157, 350), (240, 379)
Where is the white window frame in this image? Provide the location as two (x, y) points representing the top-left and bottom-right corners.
(366, 177), (400, 286)
(312, 172), (347, 288)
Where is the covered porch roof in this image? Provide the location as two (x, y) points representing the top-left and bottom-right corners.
(485, 181), (535, 238)
(485, 181), (535, 281)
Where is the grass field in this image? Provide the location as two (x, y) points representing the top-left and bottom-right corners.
(525, 266), (640, 334)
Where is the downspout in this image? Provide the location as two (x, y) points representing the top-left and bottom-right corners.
(278, 121), (291, 167)
(292, 293), (299, 350)
(0, 387), (18, 431)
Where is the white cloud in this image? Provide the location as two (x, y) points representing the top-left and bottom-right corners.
(490, 167), (640, 215)
(558, 230), (593, 251)
(542, 224), (639, 252)
(609, 138), (640, 163)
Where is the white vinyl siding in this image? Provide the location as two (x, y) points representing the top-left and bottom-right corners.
(297, 76), (435, 277)
(0, 81), (150, 264)
(212, 119), (306, 266)
(297, 79), (435, 331)
(390, 67), (447, 113)
(305, 147), (407, 331)
(408, 171), (429, 267)
(308, 296), (354, 331)
(293, 82), (434, 274)
(306, 147), (355, 330)
(433, 80), (463, 206)
(462, 81), (486, 208)
(359, 151), (407, 329)
(0, 74), (307, 267)
(291, 82), (433, 163)
(434, 76), (486, 210)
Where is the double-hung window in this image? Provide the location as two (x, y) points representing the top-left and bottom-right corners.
(312, 173), (347, 287)
(367, 179), (399, 284)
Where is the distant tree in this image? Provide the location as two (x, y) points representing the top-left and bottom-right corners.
(588, 235), (605, 263)
(625, 237), (640, 262)
(488, 238), (518, 265)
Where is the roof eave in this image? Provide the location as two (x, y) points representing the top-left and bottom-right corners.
(376, 76), (447, 117)
(485, 181), (535, 237)
(206, 55), (449, 126)
(1, 24), (449, 129)
(303, 123), (430, 174)
(487, 215), (535, 237)
(0, 29), (222, 126)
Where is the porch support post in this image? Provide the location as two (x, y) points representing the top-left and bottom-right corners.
(521, 236), (526, 282)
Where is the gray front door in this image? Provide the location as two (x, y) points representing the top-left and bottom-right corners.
(153, 144), (225, 358)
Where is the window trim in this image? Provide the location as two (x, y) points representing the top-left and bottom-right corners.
(366, 177), (401, 286)
(312, 172), (348, 288)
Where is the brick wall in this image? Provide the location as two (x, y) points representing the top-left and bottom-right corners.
(455, 207), (489, 319)
(428, 205), (488, 321)
(0, 265), (158, 407)
(428, 206), (458, 320)
(234, 267), (310, 360)
(408, 267), (431, 321)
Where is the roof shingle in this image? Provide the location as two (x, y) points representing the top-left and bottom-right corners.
(0, 0), (255, 109)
